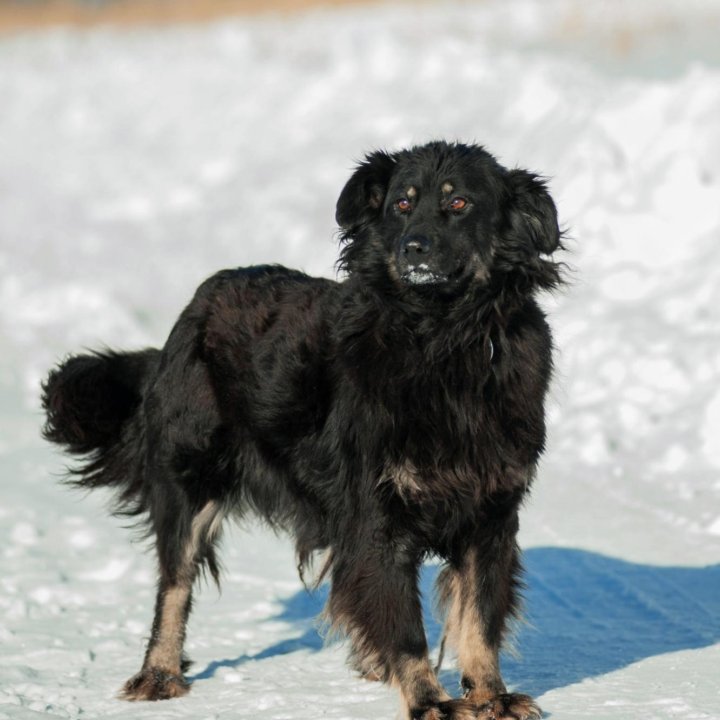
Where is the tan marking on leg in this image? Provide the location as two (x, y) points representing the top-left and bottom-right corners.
(396, 655), (451, 709)
(146, 502), (222, 673)
(122, 501), (225, 701)
(323, 609), (386, 681)
(146, 584), (191, 673)
(171, 499), (223, 584)
(187, 501), (221, 560)
(324, 600), (448, 711)
(442, 551), (504, 704)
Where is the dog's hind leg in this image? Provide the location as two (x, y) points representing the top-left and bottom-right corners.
(121, 498), (223, 701)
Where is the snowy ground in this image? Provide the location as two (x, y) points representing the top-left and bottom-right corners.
(1, 0), (720, 718)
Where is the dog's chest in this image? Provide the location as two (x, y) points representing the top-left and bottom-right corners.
(360, 359), (503, 480)
(365, 342), (494, 435)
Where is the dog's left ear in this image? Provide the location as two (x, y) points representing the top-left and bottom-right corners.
(505, 169), (560, 254)
(336, 151), (397, 234)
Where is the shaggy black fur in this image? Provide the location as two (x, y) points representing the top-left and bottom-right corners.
(42, 141), (563, 720)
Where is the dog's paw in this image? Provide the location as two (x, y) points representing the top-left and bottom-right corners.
(475, 693), (542, 720)
(413, 698), (478, 720)
(120, 667), (190, 701)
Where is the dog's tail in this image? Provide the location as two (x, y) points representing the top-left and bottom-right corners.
(41, 349), (159, 500)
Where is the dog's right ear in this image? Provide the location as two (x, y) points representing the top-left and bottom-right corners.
(335, 151), (397, 234)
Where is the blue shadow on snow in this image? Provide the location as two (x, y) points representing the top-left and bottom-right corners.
(190, 547), (720, 697)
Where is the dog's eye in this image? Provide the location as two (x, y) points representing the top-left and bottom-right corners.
(449, 197), (468, 212)
(396, 198), (412, 213)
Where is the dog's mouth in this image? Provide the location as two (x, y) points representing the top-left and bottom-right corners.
(401, 264), (449, 286)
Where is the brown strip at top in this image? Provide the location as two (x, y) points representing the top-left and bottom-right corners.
(0, 0), (382, 34)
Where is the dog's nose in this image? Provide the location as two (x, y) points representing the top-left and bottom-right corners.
(401, 235), (432, 259)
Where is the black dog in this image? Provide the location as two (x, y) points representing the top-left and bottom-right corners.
(42, 141), (563, 720)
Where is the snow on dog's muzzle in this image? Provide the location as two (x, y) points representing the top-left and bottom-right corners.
(401, 264), (449, 285)
(398, 234), (449, 285)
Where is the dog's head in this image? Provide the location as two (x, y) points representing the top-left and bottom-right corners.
(336, 141), (562, 297)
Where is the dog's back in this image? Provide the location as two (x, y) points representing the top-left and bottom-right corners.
(40, 265), (334, 512)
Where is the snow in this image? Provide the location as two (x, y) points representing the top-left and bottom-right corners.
(1, 0), (719, 718)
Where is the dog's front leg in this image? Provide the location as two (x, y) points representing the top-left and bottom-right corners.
(438, 506), (541, 720)
(327, 540), (475, 720)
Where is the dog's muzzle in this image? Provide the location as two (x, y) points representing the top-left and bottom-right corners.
(398, 234), (448, 285)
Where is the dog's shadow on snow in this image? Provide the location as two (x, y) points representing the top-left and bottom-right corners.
(190, 547), (720, 697)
